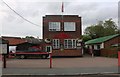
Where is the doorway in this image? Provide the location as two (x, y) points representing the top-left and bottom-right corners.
(45, 46), (52, 52)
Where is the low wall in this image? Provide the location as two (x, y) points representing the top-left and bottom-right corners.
(52, 49), (82, 57)
(100, 48), (118, 57)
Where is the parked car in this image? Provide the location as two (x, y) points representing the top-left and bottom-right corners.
(11, 45), (49, 59)
(14, 50), (49, 59)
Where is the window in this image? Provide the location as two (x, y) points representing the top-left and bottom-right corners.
(49, 22), (60, 31)
(94, 44), (100, 50)
(64, 39), (76, 49)
(64, 22), (76, 31)
(97, 45), (100, 49)
(53, 39), (60, 49)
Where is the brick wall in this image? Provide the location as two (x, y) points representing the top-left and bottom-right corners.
(52, 49), (82, 57)
(101, 48), (118, 57)
(104, 36), (120, 48)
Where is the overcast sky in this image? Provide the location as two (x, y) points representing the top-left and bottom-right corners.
(0, 0), (119, 39)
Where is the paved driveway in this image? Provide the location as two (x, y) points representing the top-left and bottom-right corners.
(2, 57), (118, 75)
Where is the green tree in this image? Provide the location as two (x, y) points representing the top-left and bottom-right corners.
(103, 18), (118, 36)
(84, 21), (105, 39)
(82, 35), (92, 42)
(84, 19), (118, 39)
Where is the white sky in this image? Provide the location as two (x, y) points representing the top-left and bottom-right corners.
(0, 0), (119, 39)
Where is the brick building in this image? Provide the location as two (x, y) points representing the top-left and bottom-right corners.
(85, 34), (120, 50)
(85, 34), (120, 56)
(2, 36), (26, 52)
(43, 15), (83, 57)
(2, 36), (26, 46)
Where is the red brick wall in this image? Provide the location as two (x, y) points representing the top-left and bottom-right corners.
(101, 48), (118, 57)
(104, 36), (120, 48)
(52, 49), (82, 57)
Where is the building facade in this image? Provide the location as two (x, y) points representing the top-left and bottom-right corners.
(43, 15), (83, 56)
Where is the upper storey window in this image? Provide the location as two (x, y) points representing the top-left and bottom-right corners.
(49, 22), (60, 31)
(64, 22), (76, 31)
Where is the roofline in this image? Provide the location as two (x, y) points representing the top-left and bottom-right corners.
(43, 15), (81, 18)
(85, 34), (120, 45)
(2, 36), (22, 39)
(103, 34), (120, 43)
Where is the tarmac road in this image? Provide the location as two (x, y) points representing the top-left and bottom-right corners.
(1, 74), (120, 77)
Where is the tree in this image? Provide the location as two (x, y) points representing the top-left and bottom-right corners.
(82, 35), (92, 42)
(84, 19), (118, 39)
(84, 21), (105, 39)
(84, 26), (96, 39)
(103, 18), (118, 36)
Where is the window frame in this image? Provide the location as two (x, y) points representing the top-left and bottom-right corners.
(49, 22), (61, 31)
(52, 39), (60, 49)
(64, 39), (77, 49)
(64, 22), (76, 31)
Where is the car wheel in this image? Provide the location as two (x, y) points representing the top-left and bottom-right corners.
(20, 55), (25, 59)
(42, 55), (47, 59)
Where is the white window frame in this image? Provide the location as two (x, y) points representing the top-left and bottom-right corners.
(49, 22), (60, 31)
(64, 39), (76, 49)
(52, 39), (60, 49)
(64, 22), (76, 31)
